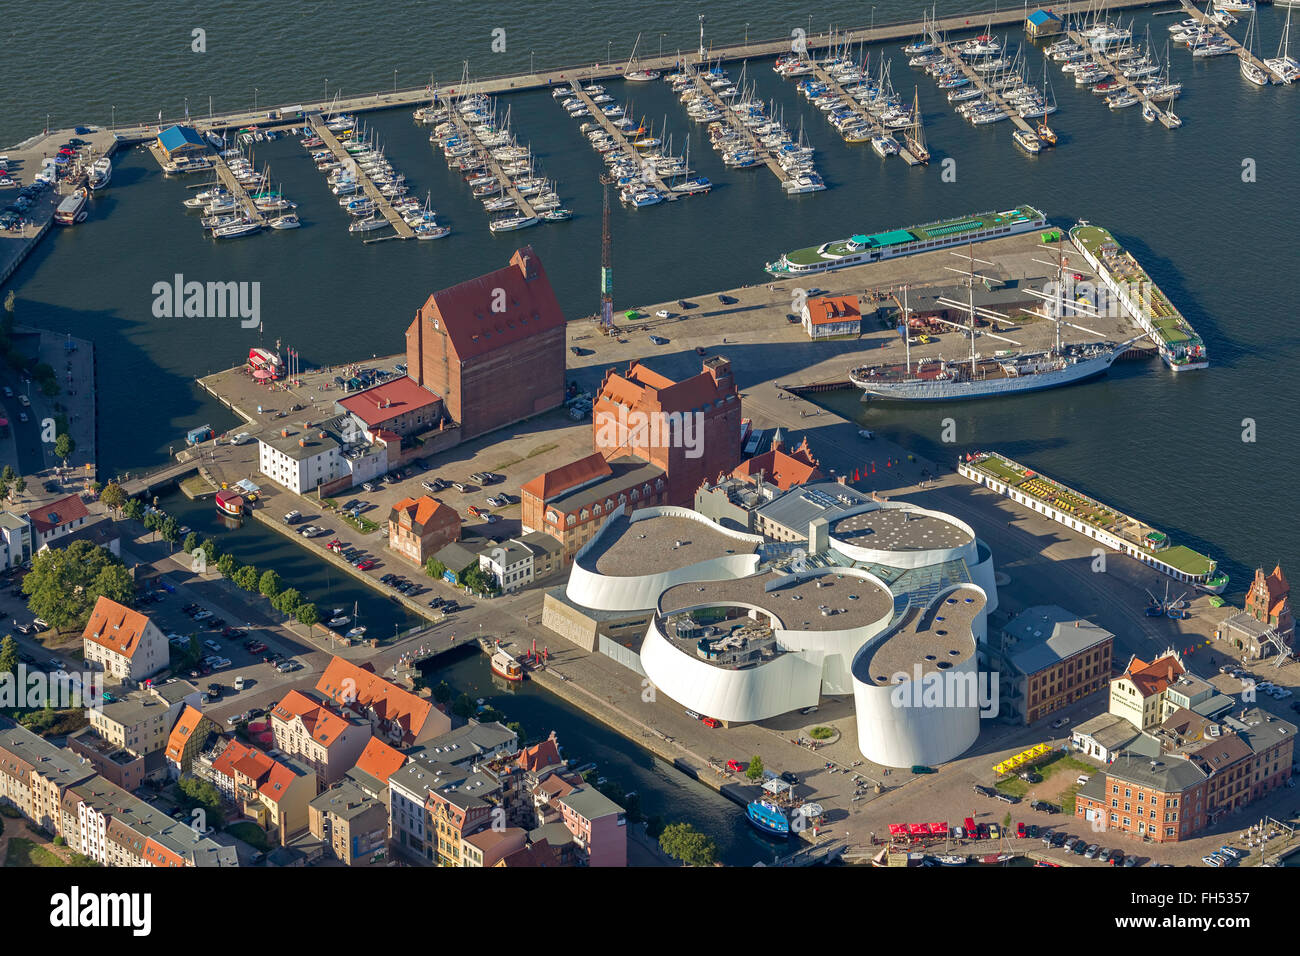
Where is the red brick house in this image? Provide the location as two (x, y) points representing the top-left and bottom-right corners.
(1246, 565), (1294, 643)
(388, 496), (461, 567)
(731, 432), (822, 491)
(404, 247), (567, 440)
(520, 452), (666, 563)
(592, 357), (742, 506)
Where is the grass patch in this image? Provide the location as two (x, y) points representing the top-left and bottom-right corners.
(5, 838), (96, 867)
(995, 777), (1031, 798)
(180, 474), (214, 497)
(340, 513), (379, 535)
(491, 457), (523, 472)
(526, 443), (559, 459)
(809, 726), (835, 740)
(225, 821), (271, 851)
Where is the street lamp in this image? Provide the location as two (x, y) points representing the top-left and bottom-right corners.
(393, 68), (398, 93)
(660, 33), (666, 57)
(744, 23), (749, 46)
(607, 40), (612, 64)
(324, 78), (328, 104)
(872, 6), (877, 34)
(530, 50), (535, 74)
(253, 88), (258, 111)
(111, 105), (115, 128)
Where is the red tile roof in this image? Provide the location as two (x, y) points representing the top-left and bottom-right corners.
(596, 359), (734, 417)
(1125, 654), (1184, 697)
(517, 736), (562, 772)
(271, 690), (352, 747)
(389, 496), (459, 533)
(521, 452), (612, 503)
(805, 294), (861, 325)
(82, 596), (153, 660)
(26, 493), (89, 535)
(352, 737), (407, 784)
(316, 657), (433, 746)
(210, 740), (274, 783)
(338, 376), (441, 428)
(165, 705), (209, 763)
(410, 247), (566, 362)
(143, 837), (187, 868)
(258, 760), (301, 804)
(733, 436), (822, 491)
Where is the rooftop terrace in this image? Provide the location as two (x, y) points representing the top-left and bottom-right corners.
(658, 569), (893, 632)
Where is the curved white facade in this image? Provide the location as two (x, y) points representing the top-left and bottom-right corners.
(827, 501), (980, 569)
(565, 505), (764, 613)
(851, 584), (988, 768)
(641, 616), (825, 723)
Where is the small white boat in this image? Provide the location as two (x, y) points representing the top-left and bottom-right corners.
(328, 615), (351, 628)
(347, 626), (367, 638)
(212, 220), (260, 239)
(269, 214), (300, 229)
(488, 214), (539, 232)
(87, 157), (112, 190)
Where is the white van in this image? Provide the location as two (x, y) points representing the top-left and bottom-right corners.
(1076, 774), (1091, 786)
(233, 676), (245, 691)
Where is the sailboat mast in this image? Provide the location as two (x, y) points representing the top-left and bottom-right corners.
(903, 285), (911, 374)
(1055, 236), (1064, 354)
(968, 242), (977, 378)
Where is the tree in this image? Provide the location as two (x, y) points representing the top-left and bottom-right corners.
(1, 465), (12, 483)
(424, 558), (447, 579)
(452, 693), (476, 720)
(258, 569), (281, 600)
(0, 635), (18, 677)
(142, 510), (162, 539)
(216, 554), (238, 578)
(506, 720), (525, 742)
(100, 482), (127, 516)
(233, 565), (259, 592)
(182, 532), (199, 555)
(432, 681), (453, 705)
(745, 756), (765, 782)
(12, 476), (24, 497)
(659, 822), (717, 867)
(462, 565), (498, 595)
(159, 516), (181, 548)
(200, 539), (218, 564)
(122, 498), (144, 522)
(0, 479), (8, 502)
(54, 432), (74, 466)
(21, 541), (136, 631)
(274, 588), (301, 617)
(89, 480), (102, 496)
(296, 603), (319, 635)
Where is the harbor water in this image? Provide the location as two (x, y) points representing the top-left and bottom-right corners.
(2, 1), (1298, 860)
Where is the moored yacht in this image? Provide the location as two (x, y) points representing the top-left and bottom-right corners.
(87, 157), (112, 190)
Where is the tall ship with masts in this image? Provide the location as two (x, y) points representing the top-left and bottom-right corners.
(849, 240), (1136, 401)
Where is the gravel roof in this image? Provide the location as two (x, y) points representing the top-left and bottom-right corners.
(831, 508), (971, 552)
(658, 569), (892, 631)
(587, 514), (757, 576)
(855, 586), (985, 685)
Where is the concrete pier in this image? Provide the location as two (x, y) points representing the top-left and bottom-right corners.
(564, 81), (679, 202)
(805, 59), (923, 165)
(687, 64), (792, 186)
(442, 105), (539, 223)
(1063, 29), (1181, 127)
(309, 113), (414, 238)
(934, 38), (1038, 136)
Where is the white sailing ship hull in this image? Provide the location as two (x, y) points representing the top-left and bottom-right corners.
(852, 351), (1119, 401)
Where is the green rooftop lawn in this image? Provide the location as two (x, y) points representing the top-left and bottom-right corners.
(1153, 545), (1215, 577)
(973, 457), (1026, 485)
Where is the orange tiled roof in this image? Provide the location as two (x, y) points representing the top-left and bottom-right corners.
(805, 295), (860, 325)
(517, 737), (562, 772)
(211, 740), (274, 783)
(389, 495), (457, 531)
(733, 436), (822, 491)
(82, 596), (153, 660)
(596, 359), (734, 418)
(272, 690), (351, 747)
(316, 657), (433, 744)
(521, 452), (611, 502)
(352, 737), (407, 784)
(1125, 654), (1184, 697)
(143, 837), (187, 868)
(258, 761), (300, 804)
(165, 705), (207, 763)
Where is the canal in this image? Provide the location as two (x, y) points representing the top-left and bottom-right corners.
(157, 485), (776, 865)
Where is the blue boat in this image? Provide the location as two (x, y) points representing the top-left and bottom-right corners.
(746, 800), (791, 839)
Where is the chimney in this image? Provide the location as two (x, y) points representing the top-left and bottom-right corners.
(808, 518), (828, 557)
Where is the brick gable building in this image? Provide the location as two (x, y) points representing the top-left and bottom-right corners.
(404, 247), (566, 440)
(592, 356), (742, 506)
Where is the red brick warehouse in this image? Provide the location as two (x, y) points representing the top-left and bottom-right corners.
(404, 247), (567, 440)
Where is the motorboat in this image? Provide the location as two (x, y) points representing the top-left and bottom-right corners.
(269, 214), (300, 229)
(87, 157), (112, 190)
(212, 220), (261, 239)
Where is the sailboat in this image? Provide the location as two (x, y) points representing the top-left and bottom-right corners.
(624, 33), (661, 82)
(347, 602), (367, 638)
(904, 87), (930, 163)
(1240, 11), (1272, 85)
(1264, 4), (1300, 83)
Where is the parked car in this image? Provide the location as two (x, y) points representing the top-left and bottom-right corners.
(973, 784), (997, 798)
(1031, 799), (1060, 815)
(726, 759), (746, 773)
(203, 639), (222, 652)
(1051, 716), (1070, 729)
(911, 765), (936, 775)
